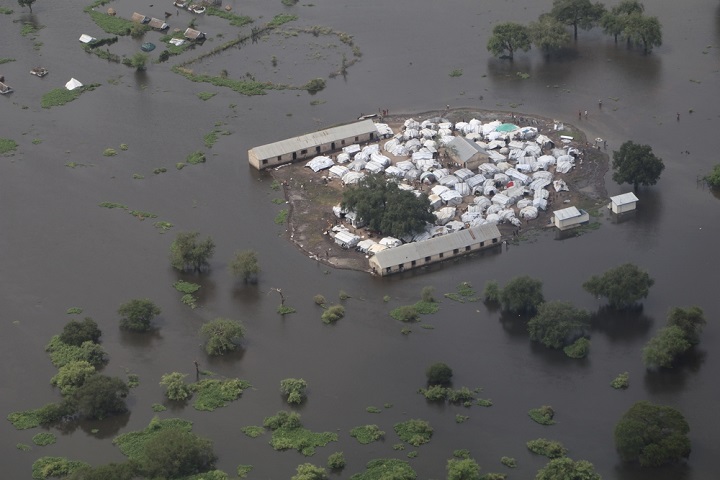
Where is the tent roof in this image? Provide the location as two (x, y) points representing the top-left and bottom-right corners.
(495, 123), (519, 132)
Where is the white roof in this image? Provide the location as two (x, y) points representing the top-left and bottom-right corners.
(79, 34), (96, 43)
(250, 120), (376, 160)
(610, 192), (639, 206)
(554, 206), (582, 220)
(65, 78), (83, 90)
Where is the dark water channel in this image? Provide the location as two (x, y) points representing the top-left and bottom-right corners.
(2, 0), (720, 478)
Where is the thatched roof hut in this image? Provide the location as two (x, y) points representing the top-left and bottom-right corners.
(107, 7), (116, 16)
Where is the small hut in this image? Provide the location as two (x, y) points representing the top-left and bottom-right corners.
(553, 206), (589, 230)
(107, 7), (116, 16)
(131, 12), (150, 24)
(184, 28), (206, 40)
(608, 192), (639, 214)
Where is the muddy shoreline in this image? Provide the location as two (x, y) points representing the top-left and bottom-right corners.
(270, 108), (609, 274)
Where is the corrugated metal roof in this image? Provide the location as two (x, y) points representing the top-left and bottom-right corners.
(371, 223), (500, 269)
(250, 120), (377, 160)
(448, 136), (486, 163)
(610, 192), (639, 206)
(554, 206), (581, 221)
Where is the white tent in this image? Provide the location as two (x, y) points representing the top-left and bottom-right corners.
(305, 156), (334, 172)
(65, 78), (83, 90)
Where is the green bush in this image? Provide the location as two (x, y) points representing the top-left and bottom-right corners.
(500, 456), (516, 468)
(160, 372), (192, 401)
(611, 372), (629, 389)
(200, 318), (245, 356)
(0, 138), (18, 154)
(313, 294), (326, 306)
(705, 164), (720, 188)
(32, 433), (57, 446)
(350, 425), (385, 444)
(327, 452), (345, 470)
(32, 456), (89, 480)
(419, 384), (448, 401)
(394, 419), (433, 447)
(191, 378), (251, 411)
(390, 305), (419, 322)
(280, 378), (308, 405)
(526, 438), (567, 459)
(564, 337), (590, 358)
(321, 305), (345, 324)
(241, 426), (264, 438)
(51, 360), (96, 395)
(528, 406), (555, 425)
(426, 362), (453, 385)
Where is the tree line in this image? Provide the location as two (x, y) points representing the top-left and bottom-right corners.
(487, 0), (662, 59)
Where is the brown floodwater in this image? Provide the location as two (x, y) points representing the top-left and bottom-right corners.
(1, 0), (719, 478)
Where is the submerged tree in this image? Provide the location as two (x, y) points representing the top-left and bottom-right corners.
(528, 301), (590, 349)
(666, 306), (706, 345)
(614, 401), (690, 466)
(624, 13), (662, 54)
(229, 249), (260, 283)
(142, 428), (217, 478)
(583, 263), (654, 309)
(600, 0), (645, 42)
(118, 298), (161, 332)
(612, 141), (664, 189)
(17, 0), (36, 13)
(535, 457), (601, 480)
(550, 0), (606, 40)
(169, 231), (216, 272)
(426, 362), (453, 385)
(529, 14), (571, 57)
(500, 275), (544, 315)
(70, 375), (129, 420)
(486, 22), (531, 59)
(60, 317), (102, 346)
(199, 318), (245, 356)
(446, 456), (481, 480)
(642, 325), (691, 369)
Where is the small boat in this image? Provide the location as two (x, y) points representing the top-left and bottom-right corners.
(191, 5), (206, 14)
(173, 0), (186, 8)
(30, 67), (49, 77)
(141, 42), (156, 52)
(0, 81), (13, 95)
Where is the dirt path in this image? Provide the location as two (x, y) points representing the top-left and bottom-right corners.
(270, 109), (609, 274)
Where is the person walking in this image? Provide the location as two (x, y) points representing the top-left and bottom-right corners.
(598, 99), (602, 109)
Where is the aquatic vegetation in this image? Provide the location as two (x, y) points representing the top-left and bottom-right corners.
(174, 280), (201, 294)
(204, 130), (219, 148)
(611, 372), (630, 389)
(500, 456), (517, 468)
(237, 464), (253, 477)
(351, 458), (416, 479)
(151, 403), (166, 412)
(1, 137), (20, 154)
(113, 417), (193, 462)
(277, 305), (296, 315)
(66, 307), (83, 315)
(192, 378), (251, 411)
(267, 14), (298, 28)
(263, 411), (338, 456)
(366, 406), (381, 414)
(198, 92), (217, 101)
(327, 452), (345, 470)
(528, 405), (555, 425)
(455, 414), (469, 423)
(394, 419), (433, 447)
(564, 337), (590, 358)
(31, 456), (89, 480)
(241, 426), (264, 438)
(445, 282), (479, 302)
(280, 378), (308, 404)
(21, 22), (43, 37)
(390, 305), (419, 322)
(477, 398), (493, 407)
(526, 438), (567, 458)
(186, 150), (206, 165)
(275, 209), (289, 224)
(181, 294), (197, 309)
(17, 443), (31, 451)
(103, 148), (117, 156)
(32, 432), (57, 446)
(207, 7), (253, 27)
(449, 69), (463, 77)
(350, 425), (385, 444)
(41, 85), (99, 109)
(321, 305), (345, 324)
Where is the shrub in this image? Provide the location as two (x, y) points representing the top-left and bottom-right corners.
(528, 406), (555, 425)
(421, 286), (435, 303)
(564, 337), (590, 358)
(313, 294), (327, 306)
(390, 305), (419, 322)
(420, 385), (448, 401)
(500, 275), (544, 314)
(611, 372), (629, 389)
(32, 432), (57, 446)
(118, 298), (161, 332)
(327, 451), (345, 470)
(321, 305), (345, 324)
(200, 318), (245, 356)
(394, 419), (433, 447)
(705, 164), (720, 188)
(51, 360), (96, 395)
(526, 438), (567, 458)
(59, 318), (101, 346)
(350, 425), (385, 444)
(191, 378), (250, 411)
(426, 362), (453, 385)
(241, 426), (264, 438)
(160, 372), (192, 401)
(447, 387), (474, 404)
(280, 378), (308, 405)
(500, 456), (516, 468)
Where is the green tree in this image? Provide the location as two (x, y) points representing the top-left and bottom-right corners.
(550, 0), (606, 40)
(70, 375), (129, 420)
(160, 372), (193, 401)
(600, 0), (645, 42)
(535, 457), (601, 480)
(327, 452), (346, 470)
(350, 458), (416, 480)
(229, 249), (260, 283)
(705, 164), (720, 188)
(292, 463), (328, 480)
(642, 325), (692, 368)
(614, 401), (691, 466)
(141, 428), (217, 478)
(426, 362), (453, 385)
(51, 360), (96, 395)
(611, 141), (664, 189)
(666, 306), (706, 345)
(170, 231), (216, 272)
(17, 0), (36, 12)
(118, 298), (161, 332)
(341, 174), (434, 238)
(528, 301), (590, 349)
(583, 263), (654, 309)
(126, 52), (149, 71)
(321, 305), (345, 324)
(446, 457), (481, 480)
(483, 280), (501, 304)
(528, 14), (571, 57)
(624, 13), (662, 54)
(500, 275), (544, 314)
(280, 378), (308, 405)
(60, 317), (102, 346)
(199, 318), (245, 356)
(486, 22), (531, 59)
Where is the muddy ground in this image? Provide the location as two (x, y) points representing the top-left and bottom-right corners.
(270, 108), (609, 273)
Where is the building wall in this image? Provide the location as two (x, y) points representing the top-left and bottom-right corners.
(554, 212), (590, 230)
(249, 131), (376, 170)
(369, 236), (500, 276)
(613, 202), (636, 214)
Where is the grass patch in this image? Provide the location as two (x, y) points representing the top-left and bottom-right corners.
(153, 221), (173, 231)
(32, 433), (57, 446)
(277, 305), (296, 315)
(500, 456), (517, 468)
(173, 67), (281, 96)
(66, 306), (84, 314)
(8, 410), (42, 430)
(267, 14), (298, 28)
(237, 465), (253, 478)
(241, 426), (265, 438)
(564, 337), (590, 358)
(84, 7), (135, 36)
(204, 130), (219, 148)
(350, 425), (385, 444)
(17, 443), (31, 451)
(41, 84), (99, 109)
(444, 282), (479, 302)
(174, 280), (201, 294)
(197, 92), (217, 101)
(394, 419), (433, 447)
(186, 150), (206, 165)
(0, 7), (13, 14)
(114, 417), (193, 464)
(275, 209), (289, 225)
(528, 406), (555, 425)
(477, 398), (493, 407)
(611, 372), (629, 389)
(181, 294), (197, 309)
(321, 304), (345, 324)
(390, 305), (419, 322)
(151, 403), (166, 412)
(526, 438), (567, 458)
(32, 457), (89, 480)
(271, 198), (285, 204)
(449, 69), (463, 77)
(21, 22), (43, 37)
(98, 202), (128, 210)
(263, 411), (338, 456)
(414, 300), (439, 314)
(206, 7), (254, 27)
(270, 180), (281, 190)
(190, 378), (251, 411)
(365, 406), (381, 414)
(0, 138), (19, 154)
(455, 414), (469, 423)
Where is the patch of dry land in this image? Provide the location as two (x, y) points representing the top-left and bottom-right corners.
(270, 108), (608, 274)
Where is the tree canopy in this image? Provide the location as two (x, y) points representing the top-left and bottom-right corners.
(341, 174), (434, 238)
(229, 249), (260, 283)
(624, 13), (662, 54)
(70, 374), (129, 420)
(600, 0), (645, 42)
(486, 22), (531, 59)
(550, 0), (606, 39)
(705, 164), (720, 188)
(141, 427), (217, 478)
(583, 263), (654, 309)
(169, 231), (216, 272)
(642, 325), (691, 369)
(535, 457), (601, 480)
(529, 14), (571, 56)
(51, 360), (96, 395)
(199, 318), (245, 356)
(60, 318), (102, 346)
(446, 457), (481, 480)
(666, 306), (706, 345)
(160, 372), (193, 401)
(17, 0), (36, 13)
(349, 458), (416, 480)
(500, 275), (544, 314)
(280, 378), (308, 405)
(426, 362), (453, 385)
(118, 298), (161, 332)
(291, 463), (328, 480)
(66, 462), (140, 480)
(611, 141), (665, 189)
(614, 401), (691, 466)
(528, 301), (590, 349)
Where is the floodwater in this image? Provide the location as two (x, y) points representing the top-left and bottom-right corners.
(1, 0), (719, 478)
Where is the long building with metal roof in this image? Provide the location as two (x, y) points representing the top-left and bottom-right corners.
(368, 223), (502, 276)
(248, 119), (378, 170)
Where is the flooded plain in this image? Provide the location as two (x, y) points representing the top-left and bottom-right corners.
(1, 0), (720, 478)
